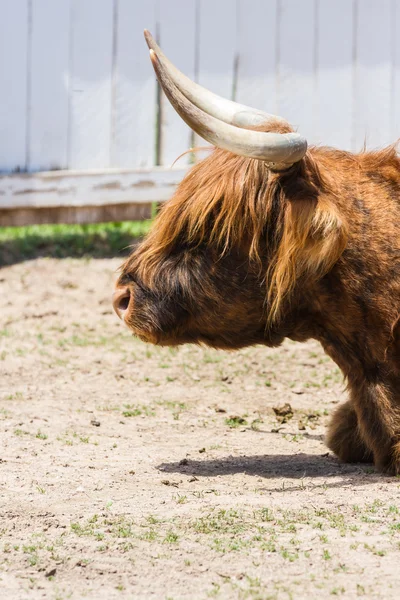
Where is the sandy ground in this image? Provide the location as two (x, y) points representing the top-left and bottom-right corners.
(1, 257), (400, 600)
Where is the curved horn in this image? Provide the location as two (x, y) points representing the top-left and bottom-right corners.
(144, 29), (285, 129)
(149, 50), (307, 168)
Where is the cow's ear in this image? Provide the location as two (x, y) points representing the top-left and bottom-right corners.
(267, 183), (348, 323)
(288, 193), (347, 276)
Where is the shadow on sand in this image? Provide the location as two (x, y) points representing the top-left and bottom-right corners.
(157, 452), (386, 490)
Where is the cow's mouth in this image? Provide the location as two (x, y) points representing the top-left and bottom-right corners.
(122, 317), (161, 345)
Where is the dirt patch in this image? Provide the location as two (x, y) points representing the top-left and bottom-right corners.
(1, 258), (399, 599)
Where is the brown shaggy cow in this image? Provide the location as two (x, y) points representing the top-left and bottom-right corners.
(114, 31), (400, 475)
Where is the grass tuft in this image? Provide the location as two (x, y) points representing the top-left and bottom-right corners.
(0, 220), (152, 265)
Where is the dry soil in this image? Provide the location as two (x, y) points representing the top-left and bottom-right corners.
(1, 258), (400, 600)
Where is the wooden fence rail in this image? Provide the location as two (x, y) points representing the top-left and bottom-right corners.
(0, 167), (187, 226)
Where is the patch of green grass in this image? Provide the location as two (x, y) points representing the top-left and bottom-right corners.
(207, 583), (220, 597)
(225, 416), (248, 428)
(14, 428), (29, 437)
(122, 404), (155, 418)
(173, 494), (187, 504)
(56, 435), (73, 446)
(22, 545), (39, 566)
(146, 515), (159, 525)
(283, 433), (304, 443)
(319, 534), (329, 544)
(356, 584), (366, 596)
(280, 547), (299, 562)
(97, 404), (120, 412)
(193, 509), (245, 536)
(0, 220), (152, 266)
(164, 530), (179, 544)
(71, 515), (103, 538)
(331, 587), (345, 596)
(157, 400), (186, 420)
(65, 431), (91, 444)
(250, 417), (263, 431)
(363, 543), (386, 556)
(258, 508), (274, 522)
(203, 352), (222, 364)
(139, 528), (158, 542)
(5, 392), (24, 401)
(114, 523), (134, 539)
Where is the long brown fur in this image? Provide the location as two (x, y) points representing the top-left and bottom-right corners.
(117, 122), (400, 475)
(125, 146), (348, 323)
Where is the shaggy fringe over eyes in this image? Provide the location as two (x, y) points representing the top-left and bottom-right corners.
(128, 147), (349, 323)
(267, 155), (348, 322)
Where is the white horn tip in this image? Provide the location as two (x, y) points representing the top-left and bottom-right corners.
(144, 29), (153, 47)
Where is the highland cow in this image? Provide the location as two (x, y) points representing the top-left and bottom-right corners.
(114, 31), (400, 475)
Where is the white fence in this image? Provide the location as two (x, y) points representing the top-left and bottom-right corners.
(1, 0), (400, 225)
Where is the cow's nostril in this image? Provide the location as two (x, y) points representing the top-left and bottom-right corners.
(119, 295), (130, 311)
(113, 287), (131, 319)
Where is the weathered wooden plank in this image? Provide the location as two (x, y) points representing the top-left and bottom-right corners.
(354, 0), (392, 150)
(197, 0), (237, 101)
(0, 203), (152, 227)
(236, 0), (278, 114)
(0, 167), (188, 209)
(68, 0), (114, 169)
(0, 0), (29, 172)
(277, 0), (316, 141)
(316, 0), (354, 150)
(28, 0), (71, 171)
(158, 0), (197, 166)
(112, 0), (157, 168)
(195, 0), (237, 149)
